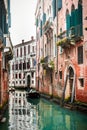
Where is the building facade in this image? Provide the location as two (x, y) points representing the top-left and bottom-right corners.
(9, 37), (36, 89)
(0, 0), (13, 107)
(35, 0), (87, 103)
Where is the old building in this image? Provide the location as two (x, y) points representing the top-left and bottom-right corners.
(0, 0), (13, 107)
(9, 37), (36, 89)
(35, 0), (87, 103)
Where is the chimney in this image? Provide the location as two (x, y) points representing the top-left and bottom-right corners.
(22, 39), (24, 43)
(31, 36), (34, 40)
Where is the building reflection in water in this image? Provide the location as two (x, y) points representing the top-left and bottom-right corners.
(8, 90), (87, 130)
(9, 90), (39, 130)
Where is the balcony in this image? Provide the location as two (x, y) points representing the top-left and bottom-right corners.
(57, 24), (82, 48)
(67, 24), (83, 40)
(40, 55), (54, 70)
(4, 36), (13, 61)
(43, 17), (53, 34)
(30, 52), (36, 57)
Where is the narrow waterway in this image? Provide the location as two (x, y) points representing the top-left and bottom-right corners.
(0, 90), (87, 130)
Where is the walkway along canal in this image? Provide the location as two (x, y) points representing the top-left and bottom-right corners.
(0, 90), (87, 130)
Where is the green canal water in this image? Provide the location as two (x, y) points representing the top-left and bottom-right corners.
(0, 90), (87, 130)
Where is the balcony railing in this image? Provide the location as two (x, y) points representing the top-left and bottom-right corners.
(57, 24), (82, 48)
(30, 52), (36, 57)
(40, 55), (54, 70)
(67, 24), (83, 39)
(43, 17), (53, 34)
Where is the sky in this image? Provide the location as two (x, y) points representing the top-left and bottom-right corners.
(10, 0), (37, 45)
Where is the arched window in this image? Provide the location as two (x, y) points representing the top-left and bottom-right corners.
(78, 0), (83, 35)
(71, 4), (75, 27)
(66, 9), (71, 35)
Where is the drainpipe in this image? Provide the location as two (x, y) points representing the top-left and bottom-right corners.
(56, 0), (58, 79)
(42, 0), (44, 89)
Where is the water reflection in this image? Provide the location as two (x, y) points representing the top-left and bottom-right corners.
(9, 90), (39, 130)
(0, 90), (87, 130)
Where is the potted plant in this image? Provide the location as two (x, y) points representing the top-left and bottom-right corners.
(56, 37), (70, 48)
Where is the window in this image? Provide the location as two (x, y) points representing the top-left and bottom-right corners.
(58, 0), (62, 11)
(78, 78), (84, 88)
(20, 47), (22, 57)
(23, 62), (26, 70)
(15, 73), (17, 79)
(24, 46), (26, 56)
(15, 63), (18, 70)
(32, 80), (34, 84)
(19, 62), (22, 70)
(19, 73), (21, 79)
(52, 0), (56, 19)
(32, 46), (34, 53)
(31, 72), (34, 78)
(28, 45), (30, 54)
(27, 60), (30, 69)
(12, 64), (14, 70)
(17, 49), (18, 57)
(23, 81), (25, 84)
(59, 71), (62, 79)
(78, 46), (83, 64)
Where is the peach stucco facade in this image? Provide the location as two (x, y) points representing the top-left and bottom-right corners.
(35, 0), (87, 103)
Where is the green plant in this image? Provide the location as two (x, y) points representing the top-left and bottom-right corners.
(70, 26), (75, 30)
(49, 60), (54, 69)
(40, 57), (45, 63)
(56, 37), (70, 47)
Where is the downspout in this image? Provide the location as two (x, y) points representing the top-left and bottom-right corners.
(56, 0), (58, 81)
(42, 0), (44, 88)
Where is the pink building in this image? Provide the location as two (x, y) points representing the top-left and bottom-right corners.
(35, 0), (87, 104)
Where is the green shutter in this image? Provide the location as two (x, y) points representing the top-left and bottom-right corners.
(78, 3), (82, 25)
(40, 20), (42, 36)
(52, 0), (56, 19)
(42, 13), (46, 25)
(78, 3), (83, 36)
(4, 14), (8, 34)
(58, 0), (62, 10)
(36, 18), (38, 27)
(66, 14), (71, 36)
(71, 10), (75, 27)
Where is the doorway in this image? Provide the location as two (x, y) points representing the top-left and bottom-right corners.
(68, 66), (75, 103)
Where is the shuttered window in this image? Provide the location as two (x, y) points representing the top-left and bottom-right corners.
(36, 18), (38, 27)
(42, 13), (46, 25)
(78, 2), (83, 36)
(58, 0), (62, 11)
(66, 14), (71, 36)
(52, 0), (56, 19)
(40, 20), (42, 36)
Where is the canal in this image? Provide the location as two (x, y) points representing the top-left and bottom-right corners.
(0, 90), (87, 130)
